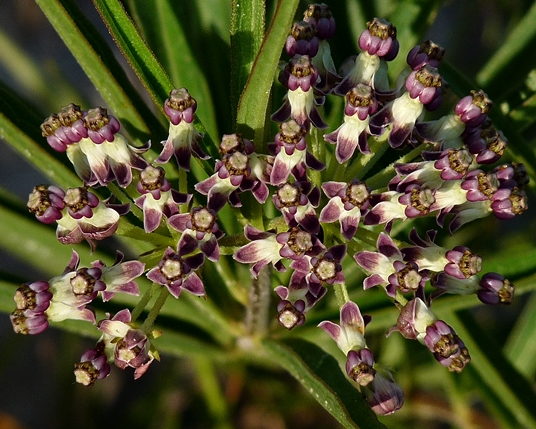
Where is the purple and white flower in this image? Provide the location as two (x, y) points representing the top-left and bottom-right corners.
(319, 180), (370, 239)
(354, 232), (428, 297)
(135, 165), (191, 233)
(169, 206), (224, 262)
(155, 88), (209, 170)
(146, 247), (205, 298)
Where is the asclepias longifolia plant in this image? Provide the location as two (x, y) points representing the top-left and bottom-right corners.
(2, 1), (536, 428)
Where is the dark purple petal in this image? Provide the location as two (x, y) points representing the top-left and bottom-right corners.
(182, 273), (206, 297)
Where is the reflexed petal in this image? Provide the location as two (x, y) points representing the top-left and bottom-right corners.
(319, 198), (343, 223)
(182, 273), (206, 297)
(318, 320), (341, 342)
(98, 319), (131, 337)
(66, 144), (92, 183)
(78, 138), (109, 185)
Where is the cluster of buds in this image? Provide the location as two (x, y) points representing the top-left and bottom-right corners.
(11, 3), (528, 418)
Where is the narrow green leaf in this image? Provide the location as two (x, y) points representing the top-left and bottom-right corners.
(236, 0), (300, 147)
(448, 310), (536, 429)
(154, 0), (218, 139)
(0, 110), (81, 189)
(262, 338), (388, 429)
(481, 241), (536, 279)
(90, 0), (172, 111)
(35, 0), (164, 143)
(92, 0), (216, 152)
(505, 293), (536, 378)
(477, 2), (536, 93)
(230, 0), (265, 124)
(387, 0), (442, 78)
(0, 27), (83, 111)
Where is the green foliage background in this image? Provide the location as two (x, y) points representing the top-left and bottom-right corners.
(1, 0), (536, 428)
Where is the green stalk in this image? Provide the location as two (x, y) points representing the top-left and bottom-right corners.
(333, 283), (350, 308)
(244, 265), (271, 337)
(193, 357), (233, 429)
(131, 282), (161, 323)
(141, 286), (170, 332)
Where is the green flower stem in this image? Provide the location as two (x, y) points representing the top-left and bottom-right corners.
(309, 126), (325, 188)
(141, 285), (170, 332)
(365, 144), (427, 190)
(394, 291), (408, 307)
(244, 265), (271, 337)
(116, 219), (175, 247)
(214, 257), (248, 305)
(324, 149), (343, 183)
(354, 227), (381, 248)
(334, 283), (350, 309)
(193, 356), (233, 429)
(344, 137), (388, 182)
(131, 282), (161, 323)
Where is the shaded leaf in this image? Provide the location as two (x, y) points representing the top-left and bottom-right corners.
(262, 338), (388, 429)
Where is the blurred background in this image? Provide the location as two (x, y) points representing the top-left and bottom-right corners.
(1, 1), (536, 428)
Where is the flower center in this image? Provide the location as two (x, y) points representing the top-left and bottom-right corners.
(290, 21), (316, 41)
(277, 302), (305, 330)
(434, 333), (459, 358)
(277, 183), (300, 206)
(459, 250), (482, 278)
(84, 107), (110, 131)
(396, 264), (422, 292)
(161, 258), (184, 281)
(477, 172), (499, 198)
(70, 268), (97, 296)
(58, 103), (83, 126)
(191, 207), (215, 232)
(417, 40), (445, 61)
(140, 166), (165, 191)
(64, 187), (89, 213)
(224, 151), (249, 175)
(366, 17), (396, 40)
(279, 120), (307, 145)
(167, 88), (195, 111)
(448, 149), (472, 175)
(470, 89), (492, 114)
(27, 185), (51, 215)
(287, 228), (313, 255)
(348, 361), (376, 386)
(347, 84), (374, 108)
(74, 361), (100, 386)
(314, 259), (337, 281)
(415, 65), (442, 88)
(498, 279), (515, 304)
(220, 134), (246, 154)
(288, 55), (314, 77)
(346, 182), (370, 206)
(14, 284), (37, 311)
(410, 187), (434, 214)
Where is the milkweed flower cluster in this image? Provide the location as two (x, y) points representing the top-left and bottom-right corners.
(11, 3), (528, 418)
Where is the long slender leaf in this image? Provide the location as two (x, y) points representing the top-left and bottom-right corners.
(236, 0), (300, 147)
(230, 0), (265, 125)
(448, 310), (536, 429)
(0, 70), (80, 192)
(154, 0), (218, 139)
(35, 0), (164, 144)
(505, 292), (536, 378)
(262, 338), (388, 429)
(92, 0), (217, 153)
(477, 2), (536, 96)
